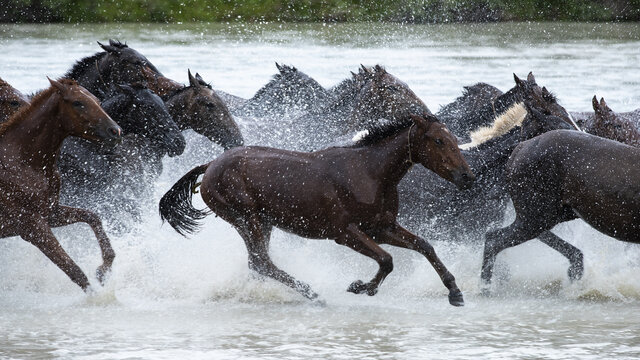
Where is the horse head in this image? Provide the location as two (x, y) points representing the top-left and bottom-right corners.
(48, 78), (121, 145)
(166, 70), (243, 150)
(520, 101), (574, 141)
(409, 113), (475, 190)
(0, 77), (30, 123)
(513, 72), (578, 130)
(96, 40), (162, 91)
(589, 96), (640, 146)
(349, 65), (430, 132)
(101, 83), (186, 157)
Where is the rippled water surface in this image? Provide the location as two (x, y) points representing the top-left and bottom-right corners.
(0, 22), (639, 359)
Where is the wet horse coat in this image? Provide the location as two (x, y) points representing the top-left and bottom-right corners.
(160, 113), (475, 305)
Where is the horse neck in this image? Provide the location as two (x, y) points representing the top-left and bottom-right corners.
(465, 126), (521, 178)
(359, 128), (413, 187)
(0, 95), (70, 169)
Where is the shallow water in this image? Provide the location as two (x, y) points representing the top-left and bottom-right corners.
(1, 22), (640, 359)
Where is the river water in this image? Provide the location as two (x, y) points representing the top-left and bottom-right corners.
(0, 22), (639, 359)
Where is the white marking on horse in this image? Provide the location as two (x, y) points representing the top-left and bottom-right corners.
(459, 102), (527, 150)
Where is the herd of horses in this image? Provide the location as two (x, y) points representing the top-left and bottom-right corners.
(1, 39), (638, 305)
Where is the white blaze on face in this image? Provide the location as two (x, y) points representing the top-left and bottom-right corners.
(352, 129), (370, 142)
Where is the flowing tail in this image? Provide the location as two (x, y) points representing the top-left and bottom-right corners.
(159, 164), (210, 236)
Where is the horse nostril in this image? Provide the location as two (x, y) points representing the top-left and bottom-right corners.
(109, 127), (121, 137)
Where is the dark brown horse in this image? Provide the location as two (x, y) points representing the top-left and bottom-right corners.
(481, 130), (640, 289)
(143, 68), (244, 150)
(583, 96), (640, 147)
(0, 78), (122, 291)
(0, 77), (30, 123)
(160, 113), (475, 306)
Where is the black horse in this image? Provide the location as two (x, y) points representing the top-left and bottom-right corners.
(437, 73), (575, 141)
(436, 82), (503, 136)
(59, 83), (185, 230)
(65, 39), (161, 100)
(398, 101), (575, 241)
(481, 129), (640, 290)
(577, 96), (640, 147)
(235, 63), (334, 118)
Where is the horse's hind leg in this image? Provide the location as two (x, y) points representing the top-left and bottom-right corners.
(234, 216), (319, 301)
(48, 206), (115, 284)
(336, 223), (394, 296)
(21, 216), (91, 291)
(538, 231), (584, 281)
(377, 224), (463, 306)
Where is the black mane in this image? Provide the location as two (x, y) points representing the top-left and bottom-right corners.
(350, 116), (417, 148)
(64, 52), (106, 80)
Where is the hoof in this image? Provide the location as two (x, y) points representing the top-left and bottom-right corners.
(568, 263), (584, 282)
(96, 264), (112, 285)
(347, 280), (378, 296)
(448, 289), (464, 307)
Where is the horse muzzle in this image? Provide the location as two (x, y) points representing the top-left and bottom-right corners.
(453, 169), (476, 190)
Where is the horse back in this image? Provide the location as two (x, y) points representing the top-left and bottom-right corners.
(509, 130), (640, 242)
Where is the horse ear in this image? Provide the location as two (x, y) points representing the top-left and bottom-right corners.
(542, 86), (550, 97)
(592, 95), (600, 112)
(275, 62), (283, 72)
(410, 113), (428, 129)
(98, 41), (119, 54)
(600, 97), (607, 108)
(188, 69), (200, 88)
(527, 71), (536, 83)
(195, 72), (204, 82)
(47, 77), (66, 94)
(513, 73), (526, 89)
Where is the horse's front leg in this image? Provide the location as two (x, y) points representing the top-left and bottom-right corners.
(48, 206), (115, 285)
(377, 223), (463, 306)
(336, 223), (394, 296)
(20, 215), (91, 291)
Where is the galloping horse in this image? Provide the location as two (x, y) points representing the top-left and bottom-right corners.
(0, 77), (30, 123)
(159, 113), (474, 305)
(481, 130), (640, 289)
(0, 78), (122, 291)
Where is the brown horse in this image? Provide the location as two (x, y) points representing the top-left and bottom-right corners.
(0, 77), (30, 123)
(481, 130), (640, 289)
(0, 78), (122, 291)
(584, 96), (640, 147)
(160, 113), (475, 306)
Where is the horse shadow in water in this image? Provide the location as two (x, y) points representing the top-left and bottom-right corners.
(481, 128), (640, 291)
(436, 72), (575, 141)
(577, 96), (640, 147)
(398, 100), (576, 242)
(160, 113), (474, 306)
(58, 83), (186, 232)
(0, 77), (30, 123)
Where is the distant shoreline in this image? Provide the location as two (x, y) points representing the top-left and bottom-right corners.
(2, 1), (639, 24)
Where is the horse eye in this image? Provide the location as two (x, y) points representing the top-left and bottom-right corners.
(72, 100), (84, 108)
(206, 103), (216, 109)
(434, 138), (444, 145)
(9, 100), (21, 107)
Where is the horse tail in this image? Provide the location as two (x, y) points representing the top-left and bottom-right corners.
(159, 163), (210, 236)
